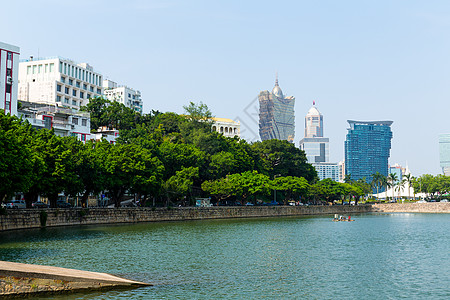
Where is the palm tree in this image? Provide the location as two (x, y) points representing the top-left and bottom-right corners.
(387, 173), (398, 200)
(403, 173), (412, 200)
(371, 172), (384, 200)
(396, 180), (405, 202)
(344, 174), (352, 184)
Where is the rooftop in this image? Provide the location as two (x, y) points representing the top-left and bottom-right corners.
(347, 120), (393, 126)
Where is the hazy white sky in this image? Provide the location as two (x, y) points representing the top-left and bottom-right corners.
(3, 0), (450, 175)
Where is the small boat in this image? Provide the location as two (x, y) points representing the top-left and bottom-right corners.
(332, 214), (355, 222)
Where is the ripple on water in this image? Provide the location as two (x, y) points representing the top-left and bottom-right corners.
(0, 214), (449, 299)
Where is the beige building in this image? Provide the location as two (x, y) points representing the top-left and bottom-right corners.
(212, 117), (240, 138)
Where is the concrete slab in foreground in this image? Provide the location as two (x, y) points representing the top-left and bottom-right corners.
(0, 260), (151, 297)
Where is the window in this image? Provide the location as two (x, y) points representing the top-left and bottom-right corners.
(61, 76), (65, 83)
(75, 68), (78, 78)
(38, 65), (42, 73)
(68, 79), (73, 85)
(64, 98), (69, 104)
(82, 119), (87, 126)
(27, 66), (31, 75)
(45, 64), (48, 73)
(87, 94), (91, 99)
(128, 93), (131, 98)
(72, 100), (77, 106)
(6, 68), (12, 76)
(65, 87), (69, 94)
(90, 86), (94, 92)
(64, 63), (67, 74)
(80, 91), (84, 99)
(72, 90), (77, 97)
(76, 81), (80, 88)
(133, 95), (135, 99)
(56, 95), (61, 102)
(5, 84), (11, 93)
(59, 62), (63, 72)
(57, 85), (62, 92)
(81, 134), (86, 142)
(33, 65), (37, 74)
(72, 117), (78, 125)
(83, 84), (87, 90)
(82, 70), (85, 80)
(97, 88), (101, 94)
(50, 63), (54, 72)
(71, 66), (74, 76)
(7, 52), (12, 60)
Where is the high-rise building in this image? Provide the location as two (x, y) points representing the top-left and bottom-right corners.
(0, 41), (20, 116)
(299, 102), (338, 181)
(345, 120), (393, 182)
(103, 79), (143, 113)
(18, 57), (103, 110)
(258, 77), (295, 142)
(299, 103), (329, 163)
(439, 134), (450, 176)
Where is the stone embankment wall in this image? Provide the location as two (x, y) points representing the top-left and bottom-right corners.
(373, 202), (450, 213)
(0, 205), (371, 231)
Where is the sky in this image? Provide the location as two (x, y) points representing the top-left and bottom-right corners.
(3, 0), (450, 176)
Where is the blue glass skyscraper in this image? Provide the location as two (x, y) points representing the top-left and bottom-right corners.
(345, 120), (393, 183)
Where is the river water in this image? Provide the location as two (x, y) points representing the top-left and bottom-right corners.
(0, 213), (449, 299)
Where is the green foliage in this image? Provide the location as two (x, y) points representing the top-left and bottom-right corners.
(251, 139), (317, 182)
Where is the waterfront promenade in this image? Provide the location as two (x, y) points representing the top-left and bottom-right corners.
(1, 203), (449, 231)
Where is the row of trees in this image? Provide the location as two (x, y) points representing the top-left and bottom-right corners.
(363, 172), (413, 200)
(2, 100), (320, 207)
(411, 174), (450, 199)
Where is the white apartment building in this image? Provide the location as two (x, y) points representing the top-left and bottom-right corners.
(103, 79), (143, 113)
(19, 101), (91, 142)
(18, 57), (103, 110)
(0, 42), (20, 116)
(212, 118), (240, 138)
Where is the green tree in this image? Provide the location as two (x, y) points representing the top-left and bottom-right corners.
(271, 176), (310, 205)
(163, 167), (199, 206)
(251, 139), (317, 182)
(371, 172), (385, 200)
(0, 113), (36, 203)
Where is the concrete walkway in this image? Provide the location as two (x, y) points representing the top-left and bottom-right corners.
(0, 260), (150, 296)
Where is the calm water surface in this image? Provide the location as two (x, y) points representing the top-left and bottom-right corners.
(0, 213), (449, 299)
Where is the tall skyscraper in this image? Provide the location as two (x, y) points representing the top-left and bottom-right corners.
(300, 102), (339, 182)
(258, 77), (295, 142)
(299, 103), (329, 163)
(439, 134), (450, 176)
(345, 120), (393, 183)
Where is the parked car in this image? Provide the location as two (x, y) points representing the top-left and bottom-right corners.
(56, 200), (72, 208)
(6, 200), (26, 209)
(245, 202), (254, 206)
(417, 200), (427, 203)
(440, 199), (448, 202)
(32, 201), (49, 208)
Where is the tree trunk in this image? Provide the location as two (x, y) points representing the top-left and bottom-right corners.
(48, 192), (59, 208)
(24, 192), (38, 208)
(81, 190), (90, 208)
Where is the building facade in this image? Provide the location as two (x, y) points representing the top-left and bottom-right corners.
(439, 134), (450, 176)
(18, 101), (91, 142)
(0, 42), (20, 116)
(345, 120), (393, 183)
(259, 78), (295, 142)
(389, 164), (404, 181)
(18, 57), (103, 110)
(314, 163), (340, 182)
(212, 117), (240, 138)
(103, 79), (143, 113)
(300, 104), (329, 163)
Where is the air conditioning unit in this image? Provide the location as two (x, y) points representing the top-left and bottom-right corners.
(7, 76), (13, 83)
